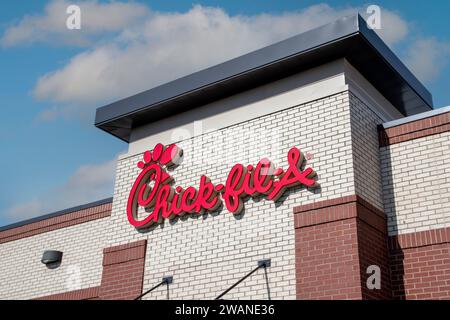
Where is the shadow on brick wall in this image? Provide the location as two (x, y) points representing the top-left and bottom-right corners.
(379, 142), (406, 299)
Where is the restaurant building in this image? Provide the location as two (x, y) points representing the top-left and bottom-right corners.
(0, 14), (449, 300)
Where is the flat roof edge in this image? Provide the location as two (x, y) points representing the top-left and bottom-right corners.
(356, 15), (433, 108)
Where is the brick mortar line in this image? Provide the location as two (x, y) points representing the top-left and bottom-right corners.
(2, 210), (109, 235)
(295, 214), (387, 235)
(103, 240), (147, 266)
(102, 256), (146, 267)
(356, 199), (385, 219)
(293, 196), (358, 214)
(294, 195), (383, 215)
(33, 286), (101, 300)
(294, 195), (386, 234)
(295, 215), (357, 229)
(379, 115), (450, 147)
(389, 240), (449, 253)
(103, 241), (147, 254)
(390, 123), (448, 136)
(0, 206), (111, 233)
(293, 195), (385, 217)
(386, 125), (449, 144)
(384, 112), (449, 133)
(389, 227), (450, 251)
(356, 212), (388, 235)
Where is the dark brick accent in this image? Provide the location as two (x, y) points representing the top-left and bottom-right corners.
(0, 202), (112, 244)
(99, 240), (147, 300)
(35, 286), (100, 300)
(294, 195), (391, 299)
(379, 112), (450, 147)
(389, 227), (450, 300)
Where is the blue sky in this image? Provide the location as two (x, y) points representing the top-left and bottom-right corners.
(0, 0), (449, 227)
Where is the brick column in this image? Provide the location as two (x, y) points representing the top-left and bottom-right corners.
(294, 195), (391, 299)
(99, 240), (147, 300)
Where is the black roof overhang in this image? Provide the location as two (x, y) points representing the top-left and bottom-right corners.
(95, 14), (433, 142)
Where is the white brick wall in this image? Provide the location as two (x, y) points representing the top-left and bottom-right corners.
(0, 217), (109, 300)
(349, 92), (385, 210)
(7, 85), (439, 300)
(4, 87), (446, 300)
(0, 53), (446, 300)
(109, 91), (356, 299)
(380, 131), (450, 235)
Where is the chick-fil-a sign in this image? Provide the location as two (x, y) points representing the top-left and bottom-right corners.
(127, 143), (319, 229)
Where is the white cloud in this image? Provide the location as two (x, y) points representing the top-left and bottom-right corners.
(373, 9), (408, 45)
(6, 158), (117, 221)
(6, 201), (45, 220)
(1, 0), (149, 47)
(3, 2), (448, 222)
(27, 3), (414, 118)
(404, 38), (450, 83)
(3, 2), (446, 117)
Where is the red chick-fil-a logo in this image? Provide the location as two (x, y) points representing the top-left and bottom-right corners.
(127, 143), (319, 229)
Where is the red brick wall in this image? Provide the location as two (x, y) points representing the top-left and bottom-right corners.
(389, 227), (450, 300)
(357, 219), (391, 299)
(379, 111), (450, 146)
(294, 195), (391, 299)
(36, 286), (100, 300)
(34, 240), (148, 300)
(26, 197), (449, 300)
(99, 240), (147, 300)
(295, 218), (361, 299)
(379, 111), (450, 300)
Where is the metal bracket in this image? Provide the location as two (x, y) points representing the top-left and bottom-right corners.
(163, 276), (173, 284)
(258, 259), (271, 268)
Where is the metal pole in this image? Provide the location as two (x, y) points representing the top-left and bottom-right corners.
(134, 281), (166, 300)
(215, 260), (270, 300)
(134, 276), (173, 300)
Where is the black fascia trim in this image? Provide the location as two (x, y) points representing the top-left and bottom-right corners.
(355, 15), (433, 109)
